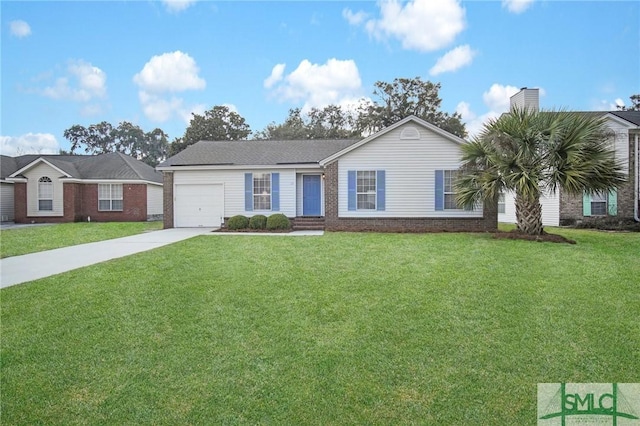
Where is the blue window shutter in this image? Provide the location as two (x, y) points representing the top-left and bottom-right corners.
(582, 192), (591, 216)
(271, 173), (280, 211)
(348, 170), (356, 211)
(377, 170), (385, 211)
(435, 170), (444, 211)
(608, 188), (617, 216)
(245, 173), (253, 211)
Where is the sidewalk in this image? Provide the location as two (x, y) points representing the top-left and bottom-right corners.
(0, 228), (213, 289)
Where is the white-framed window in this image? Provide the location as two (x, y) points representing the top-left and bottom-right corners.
(253, 173), (271, 210)
(98, 184), (123, 211)
(38, 176), (53, 211)
(443, 170), (460, 210)
(591, 192), (607, 216)
(498, 193), (506, 214)
(357, 170), (376, 210)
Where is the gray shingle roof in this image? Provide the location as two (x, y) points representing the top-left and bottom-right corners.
(610, 111), (640, 126)
(3, 153), (162, 183)
(158, 139), (361, 167)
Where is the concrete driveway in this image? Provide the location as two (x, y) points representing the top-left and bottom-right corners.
(0, 228), (214, 289)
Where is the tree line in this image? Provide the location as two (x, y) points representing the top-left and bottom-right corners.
(62, 77), (466, 167)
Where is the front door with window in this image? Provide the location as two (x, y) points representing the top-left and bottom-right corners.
(302, 175), (322, 216)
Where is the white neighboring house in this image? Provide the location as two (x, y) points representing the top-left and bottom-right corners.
(498, 88), (640, 226)
(157, 116), (498, 232)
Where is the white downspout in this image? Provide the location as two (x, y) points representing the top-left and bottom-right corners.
(635, 133), (639, 222)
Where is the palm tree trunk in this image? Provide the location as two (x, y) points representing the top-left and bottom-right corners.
(515, 192), (544, 235)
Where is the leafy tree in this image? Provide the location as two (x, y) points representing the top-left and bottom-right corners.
(617, 94), (640, 111)
(63, 121), (169, 167)
(355, 77), (467, 138)
(255, 106), (357, 140)
(455, 108), (626, 235)
(170, 105), (251, 155)
(255, 108), (309, 140)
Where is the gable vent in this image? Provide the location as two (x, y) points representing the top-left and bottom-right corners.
(400, 126), (420, 140)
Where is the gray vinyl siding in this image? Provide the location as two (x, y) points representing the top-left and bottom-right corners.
(173, 169), (297, 217)
(498, 189), (560, 226)
(337, 123), (483, 218)
(1, 183), (14, 221)
(146, 184), (163, 216)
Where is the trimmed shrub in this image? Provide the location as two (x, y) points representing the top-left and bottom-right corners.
(266, 213), (291, 230)
(249, 214), (267, 230)
(227, 215), (249, 230)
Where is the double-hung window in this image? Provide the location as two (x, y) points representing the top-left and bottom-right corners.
(583, 189), (617, 217)
(497, 193), (506, 214)
(443, 170), (460, 210)
(356, 170), (377, 210)
(253, 173), (271, 210)
(347, 170), (386, 212)
(98, 184), (123, 211)
(590, 192), (607, 216)
(38, 176), (53, 211)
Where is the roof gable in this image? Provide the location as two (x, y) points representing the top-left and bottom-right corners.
(609, 111), (640, 127)
(5, 153), (162, 183)
(319, 115), (466, 165)
(9, 157), (74, 179)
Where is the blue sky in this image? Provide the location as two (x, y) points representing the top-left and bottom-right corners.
(1, 0), (638, 156)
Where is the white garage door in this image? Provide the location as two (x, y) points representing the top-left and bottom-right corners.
(174, 184), (224, 227)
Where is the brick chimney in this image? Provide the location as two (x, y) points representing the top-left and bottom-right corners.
(510, 87), (539, 111)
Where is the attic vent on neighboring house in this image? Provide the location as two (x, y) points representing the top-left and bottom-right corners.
(400, 126), (420, 140)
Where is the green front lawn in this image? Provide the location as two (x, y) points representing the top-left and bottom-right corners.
(1, 230), (638, 424)
(0, 221), (162, 258)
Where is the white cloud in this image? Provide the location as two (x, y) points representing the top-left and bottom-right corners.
(42, 60), (106, 103)
(483, 83), (520, 112)
(342, 8), (368, 26)
(162, 0), (197, 13)
(593, 98), (626, 111)
(429, 45), (477, 76)
(264, 63), (286, 89)
(133, 51), (205, 93)
(9, 20), (31, 38)
(502, 0), (535, 14)
(267, 58), (364, 112)
(138, 91), (183, 122)
(360, 0), (466, 52)
(0, 133), (59, 156)
(458, 84), (521, 136)
(134, 51), (206, 122)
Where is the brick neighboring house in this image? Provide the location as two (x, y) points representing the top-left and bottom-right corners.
(498, 88), (640, 226)
(2, 152), (163, 223)
(157, 116), (497, 232)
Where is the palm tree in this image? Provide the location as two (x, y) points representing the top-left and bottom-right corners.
(455, 107), (626, 235)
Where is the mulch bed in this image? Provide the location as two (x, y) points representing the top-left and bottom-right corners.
(492, 230), (576, 244)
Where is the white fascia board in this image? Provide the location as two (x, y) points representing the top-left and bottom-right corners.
(319, 115), (467, 166)
(156, 163), (322, 172)
(5, 177), (27, 183)
(9, 158), (72, 179)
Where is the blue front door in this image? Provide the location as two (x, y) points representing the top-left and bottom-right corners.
(302, 175), (322, 216)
